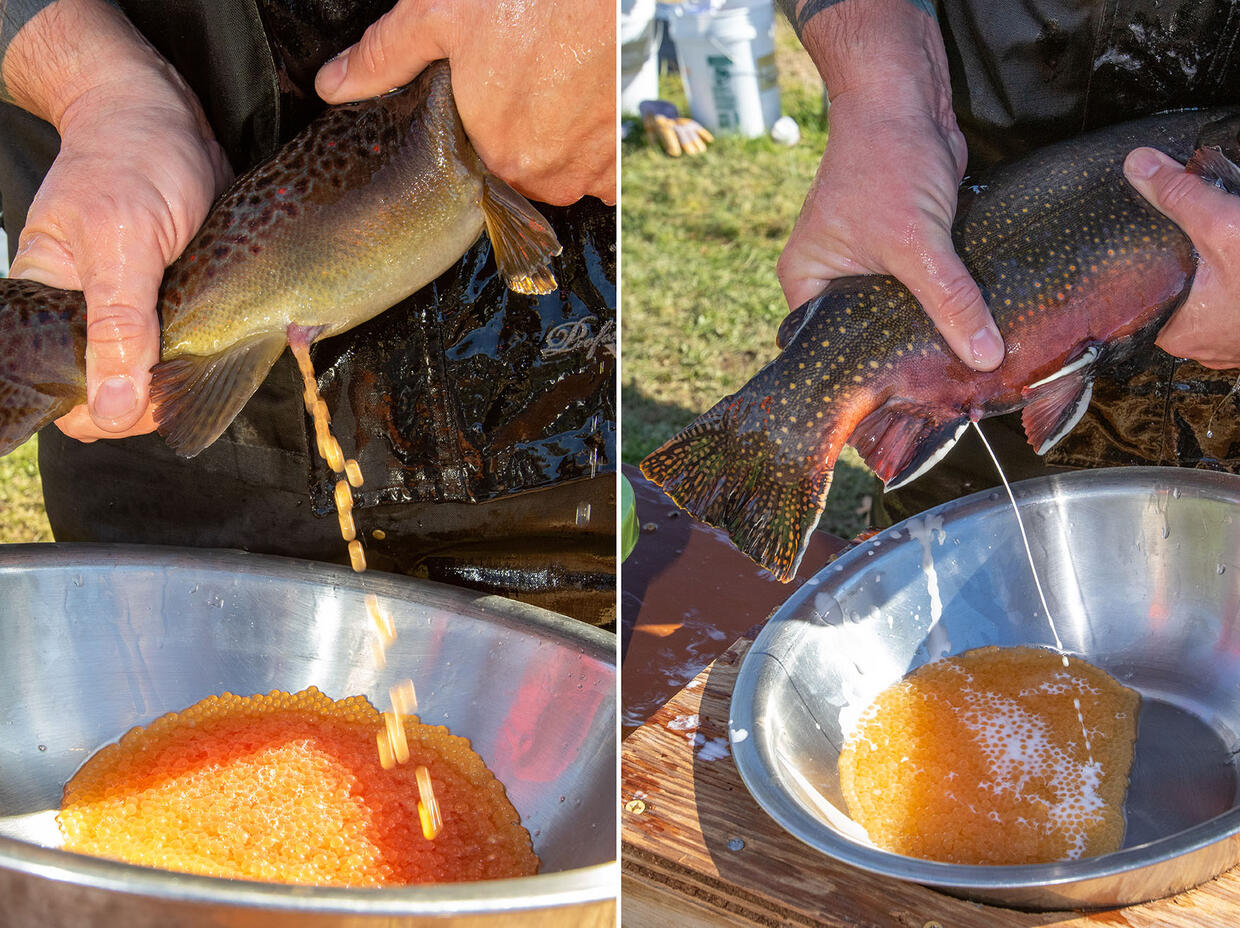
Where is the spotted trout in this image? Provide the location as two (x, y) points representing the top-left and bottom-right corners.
(642, 109), (1240, 582)
(0, 60), (560, 458)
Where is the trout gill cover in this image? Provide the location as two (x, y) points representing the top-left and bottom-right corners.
(0, 61), (560, 458)
(642, 109), (1240, 582)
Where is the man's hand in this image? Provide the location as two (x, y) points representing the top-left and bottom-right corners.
(3, 0), (229, 440)
(1125, 147), (1240, 370)
(314, 0), (615, 206)
(776, 0), (1003, 371)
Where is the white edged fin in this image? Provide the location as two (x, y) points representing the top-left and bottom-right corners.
(1033, 379), (1093, 455)
(1021, 348), (1098, 455)
(1026, 346), (1099, 391)
(848, 399), (969, 490)
(884, 420), (970, 490)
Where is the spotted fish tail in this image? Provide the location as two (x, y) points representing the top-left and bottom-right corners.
(0, 279), (87, 455)
(640, 391), (837, 583)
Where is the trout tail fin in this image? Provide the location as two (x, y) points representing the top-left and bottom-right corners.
(640, 398), (836, 582)
(0, 281), (87, 455)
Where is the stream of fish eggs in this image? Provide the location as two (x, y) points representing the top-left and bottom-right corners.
(289, 340), (442, 841)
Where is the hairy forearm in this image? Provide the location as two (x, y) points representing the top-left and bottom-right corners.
(777, 0), (936, 40)
(778, 0), (953, 125)
(0, 0), (54, 98)
(0, 0), (189, 127)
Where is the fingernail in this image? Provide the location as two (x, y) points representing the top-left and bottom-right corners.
(1125, 148), (1161, 181)
(93, 376), (137, 421)
(318, 48), (351, 95)
(969, 326), (1005, 368)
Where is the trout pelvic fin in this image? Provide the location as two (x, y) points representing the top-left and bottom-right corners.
(150, 334), (287, 458)
(847, 401), (969, 491)
(480, 174), (563, 295)
(640, 402), (834, 583)
(1021, 346), (1098, 454)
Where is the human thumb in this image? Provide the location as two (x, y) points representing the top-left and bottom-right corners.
(78, 252), (164, 432)
(1124, 147), (1216, 234)
(315, 2), (441, 103)
(897, 244), (1003, 372)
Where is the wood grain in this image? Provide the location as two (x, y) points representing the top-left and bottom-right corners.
(621, 639), (1240, 928)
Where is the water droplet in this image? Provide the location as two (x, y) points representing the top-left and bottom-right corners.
(1172, 487), (1182, 499)
(727, 837), (746, 851)
(1161, 525), (1170, 539)
(1219, 564), (1227, 576)
(1208, 429), (1215, 439)
(37, 744), (46, 752)
(575, 501), (591, 527)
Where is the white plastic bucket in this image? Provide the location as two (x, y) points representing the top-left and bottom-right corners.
(621, 0), (660, 116)
(668, 0), (781, 137)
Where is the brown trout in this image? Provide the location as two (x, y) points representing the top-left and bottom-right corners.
(642, 109), (1240, 582)
(0, 60), (560, 458)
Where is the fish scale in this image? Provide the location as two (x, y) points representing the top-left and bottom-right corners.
(643, 108), (1240, 582)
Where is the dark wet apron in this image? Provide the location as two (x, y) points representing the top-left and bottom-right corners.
(0, 0), (617, 626)
(879, 0), (1240, 525)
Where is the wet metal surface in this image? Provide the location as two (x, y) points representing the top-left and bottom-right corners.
(733, 467), (1240, 909)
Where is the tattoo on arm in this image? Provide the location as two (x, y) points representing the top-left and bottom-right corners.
(780, 0), (936, 40)
(0, 0), (58, 101)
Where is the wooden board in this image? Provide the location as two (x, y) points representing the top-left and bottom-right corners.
(621, 638), (1240, 928)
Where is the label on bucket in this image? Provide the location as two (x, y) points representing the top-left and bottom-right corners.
(757, 51), (778, 92)
(707, 54), (740, 129)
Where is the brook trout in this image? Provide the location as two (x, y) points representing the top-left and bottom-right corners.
(0, 61), (560, 458)
(642, 109), (1240, 582)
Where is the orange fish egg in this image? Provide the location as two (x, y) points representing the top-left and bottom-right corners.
(58, 687), (539, 886)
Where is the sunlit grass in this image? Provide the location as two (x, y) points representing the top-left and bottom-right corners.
(620, 17), (874, 537)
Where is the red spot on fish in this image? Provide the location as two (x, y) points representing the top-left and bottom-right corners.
(372, 144), (380, 153)
(277, 187), (287, 196)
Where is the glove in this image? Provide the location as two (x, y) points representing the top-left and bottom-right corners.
(639, 101), (714, 157)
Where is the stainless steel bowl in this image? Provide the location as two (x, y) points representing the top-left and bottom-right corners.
(0, 545), (616, 927)
(731, 467), (1240, 910)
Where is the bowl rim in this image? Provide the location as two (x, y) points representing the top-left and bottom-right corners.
(731, 466), (1240, 891)
(0, 543), (618, 912)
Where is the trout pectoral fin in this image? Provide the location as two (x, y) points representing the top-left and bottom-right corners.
(847, 400), (968, 491)
(480, 174), (562, 295)
(1021, 348), (1098, 454)
(150, 334), (287, 458)
(1187, 146), (1240, 196)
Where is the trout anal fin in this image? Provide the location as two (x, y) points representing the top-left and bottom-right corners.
(480, 174), (563, 295)
(151, 334), (288, 458)
(1021, 346), (1099, 455)
(847, 400), (969, 491)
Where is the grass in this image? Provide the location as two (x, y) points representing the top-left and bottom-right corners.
(0, 435), (53, 543)
(620, 18), (875, 538)
(0, 246), (55, 544)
